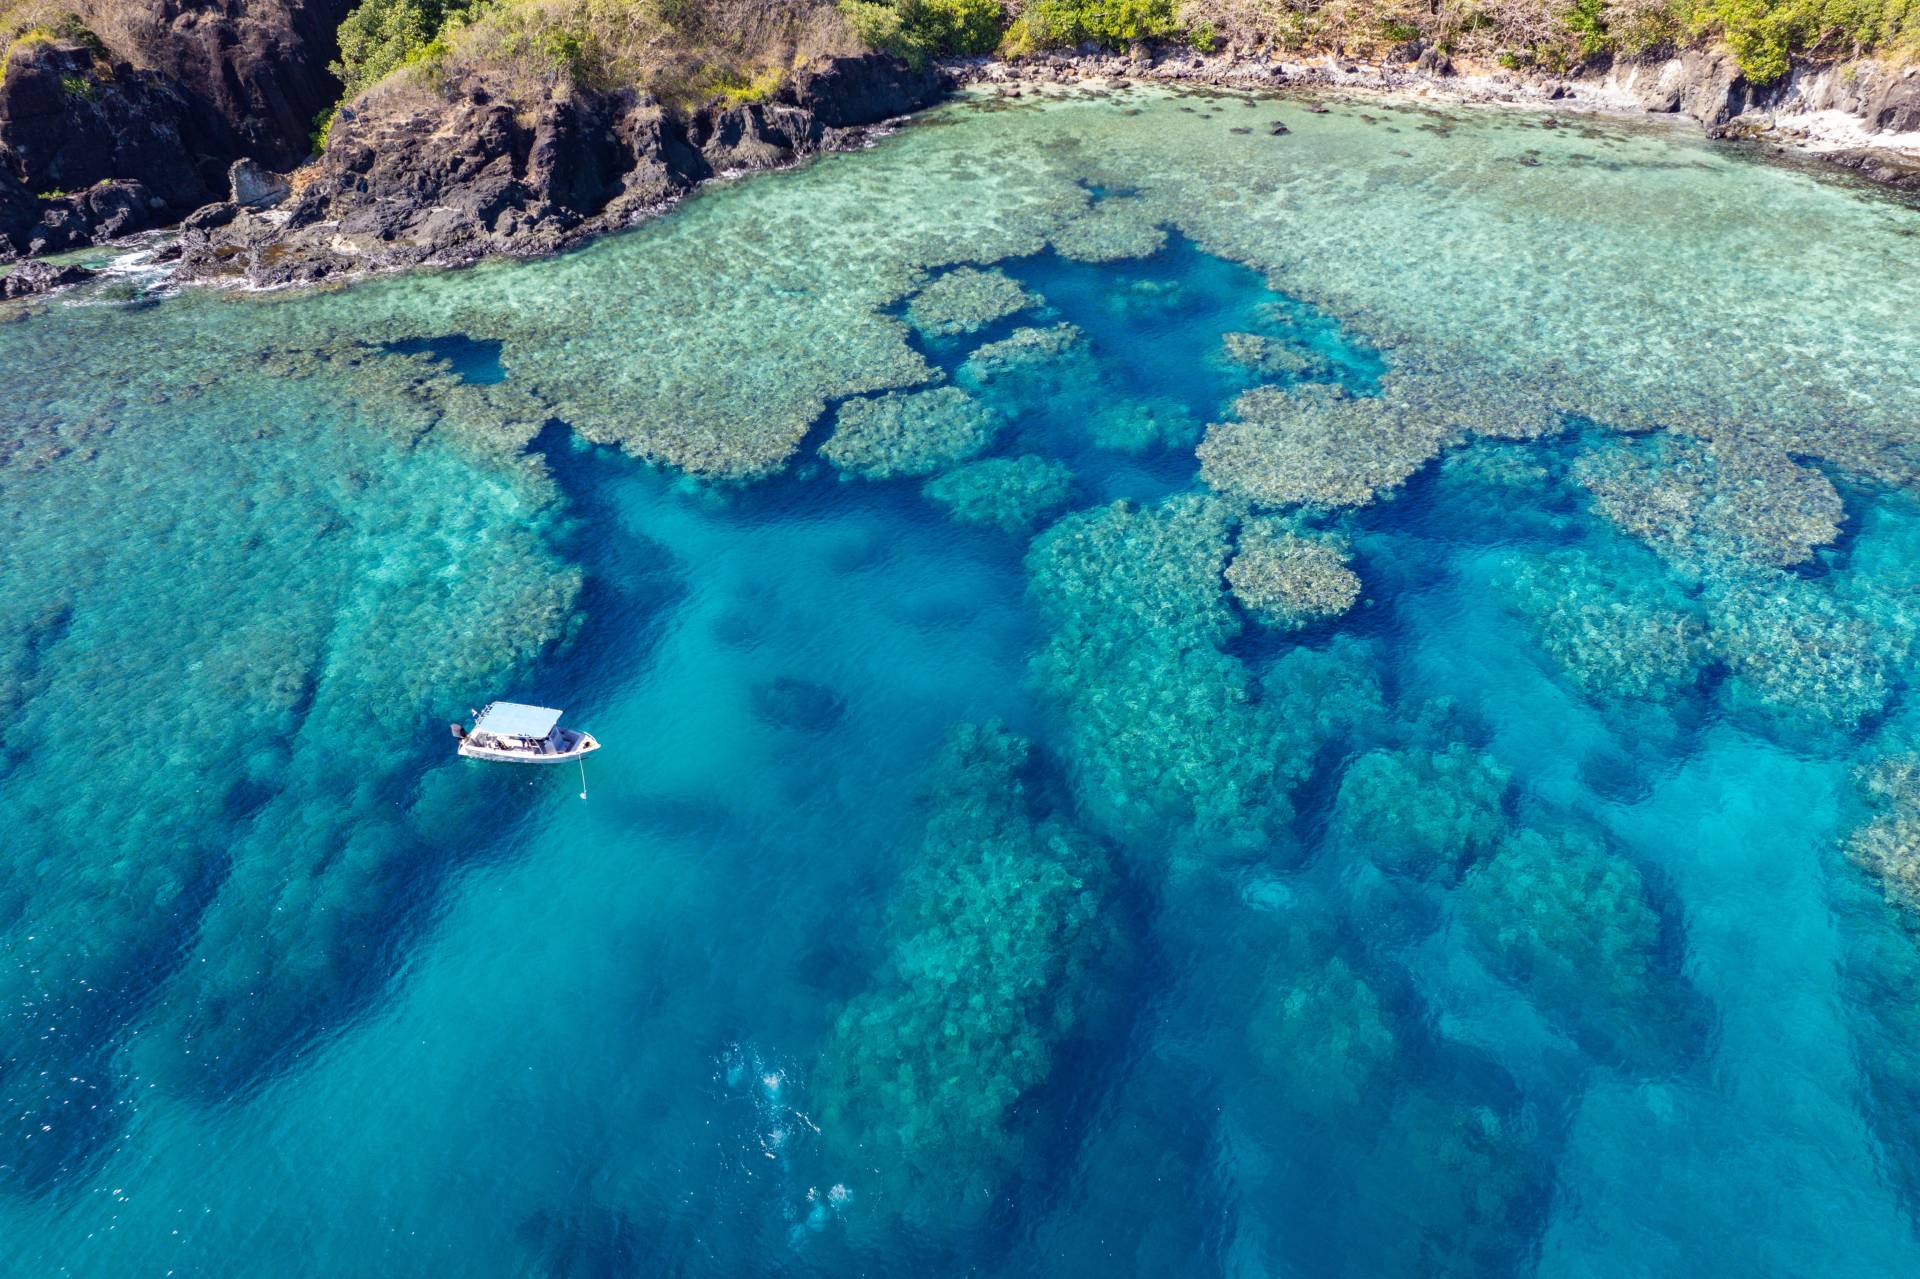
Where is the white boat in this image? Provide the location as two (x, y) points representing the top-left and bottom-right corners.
(451, 701), (600, 764)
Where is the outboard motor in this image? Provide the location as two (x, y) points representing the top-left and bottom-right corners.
(449, 722), (468, 740)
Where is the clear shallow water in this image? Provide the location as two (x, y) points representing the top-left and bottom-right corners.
(2, 85), (1920, 1275)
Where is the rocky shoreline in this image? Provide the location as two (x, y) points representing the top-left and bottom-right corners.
(4, 30), (1917, 297)
(957, 45), (1920, 191)
(172, 52), (943, 288)
(175, 44), (1920, 291)
(0, 0), (353, 264)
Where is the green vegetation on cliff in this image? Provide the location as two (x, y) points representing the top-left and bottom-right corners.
(841, 0), (1007, 62)
(1172, 0), (1920, 81)
(330, 0), (485, 104)
(312, 0), (1920, 145)
(323, 0), (862, 124)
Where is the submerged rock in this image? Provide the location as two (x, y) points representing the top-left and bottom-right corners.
(813, 723), (1122, 1233)
(749, 676), (847, 733)
(1226, 520), (1361, 630)
(516, 1202), (643, 1279)
(2, 260), (92, 300)
(821, 385), (1000, 479)
(923, 454), (1074, 533)
(905, 266), (1036, 337)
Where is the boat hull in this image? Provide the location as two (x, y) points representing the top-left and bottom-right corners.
(458, 732), (600, 765)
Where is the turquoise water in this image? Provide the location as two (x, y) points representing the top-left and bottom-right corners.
(3, 84), (1920, 1275)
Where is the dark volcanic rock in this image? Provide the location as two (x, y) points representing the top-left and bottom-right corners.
(0, 1), (349, 256)
(114, 0), (353, 169)
(0, 41), (217, 209)
(179, 53), (945, 286)
(0, 165), (36, 258)
(1822, 147), (1920, 191)
(3, 259), (93, 299)
(787, 52), (940, 127)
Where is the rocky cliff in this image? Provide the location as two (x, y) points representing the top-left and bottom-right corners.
(1594, 47), (1920, 135)
(176, 53), (943, 285)
(0, 0), (350, 257)
(1591, 47), (1920, 187)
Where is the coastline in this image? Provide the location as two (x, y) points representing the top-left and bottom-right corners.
(955, 47), (1920, 191)
(6, 43), (1917, 302)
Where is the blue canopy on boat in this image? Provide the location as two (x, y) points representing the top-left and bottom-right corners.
(474, 701), (562, 739)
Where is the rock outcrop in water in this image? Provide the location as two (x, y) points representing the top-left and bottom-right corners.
(0, 1), (352, 256)
(177, 53), (942, 285)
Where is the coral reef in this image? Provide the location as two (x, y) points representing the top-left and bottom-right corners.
(1248, 954), (1397, 1114)
(1493, 543), (1710, 703)
(0, 341), (586, 1142)
(1440, 441), (1556, 494)
(923, 454), (1076, 534)
(905, 267), (1038, 338)
(1464, 826), (1663, 1010)
(956, 322), (1085, 387)
(1845, 753), (1920, 915)
(1199, 350), (1562, 514)
(1217, 331), (1332, 382)
(813, 723), (1121, 1231)
(1342, 1091), (1543, 1278)
(1198, 382), (1457, 509)
(1574, 432), (1844, 577)
(1387, 354), (1563, 442)
(1260, 635), (1391, 764)
(1085, 395), (1203, 453)
(1704, 573), (1891, 734)
(1226, 520), (1362, 631)
(1331, 744), (1510, 879)
(1026, 495), (1300, 853)
(821, 385), (1001, 479)
(1049, 198), (1168, 263)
